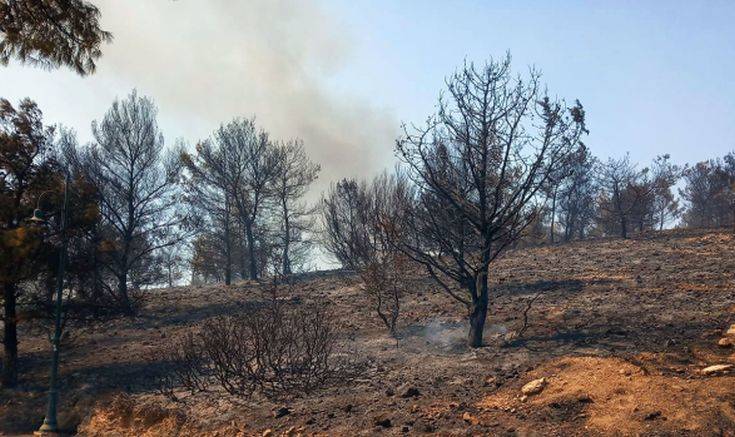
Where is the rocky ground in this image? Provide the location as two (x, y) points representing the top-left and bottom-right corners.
(2, 228), (735, 436)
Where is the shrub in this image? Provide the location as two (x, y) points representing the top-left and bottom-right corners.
(155, 293), (353, 401)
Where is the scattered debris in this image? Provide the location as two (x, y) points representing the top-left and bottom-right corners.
(701, 364), (732, 375)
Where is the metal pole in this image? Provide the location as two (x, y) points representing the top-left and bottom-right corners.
(37, 173), (69, 435)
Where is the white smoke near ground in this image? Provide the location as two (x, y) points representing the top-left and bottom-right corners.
(93, 0), (400, 200)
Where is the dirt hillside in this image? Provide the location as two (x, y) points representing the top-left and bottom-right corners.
(2, 228), (735, 436)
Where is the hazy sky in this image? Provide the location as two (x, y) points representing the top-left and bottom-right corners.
(1, 0), (734, 199)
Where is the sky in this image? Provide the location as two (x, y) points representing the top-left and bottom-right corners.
(1, 0), (734, 201)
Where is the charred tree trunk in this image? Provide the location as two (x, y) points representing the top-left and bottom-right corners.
(549, 188), (557, 244)
(2, 283), (18, 387)
(238, 220), (248, 280)
(245, 221), (258, 280)
(282, 198), (292, 275)
(118, 268), (133, 315)
(468, 272), (490, 348)
(224, 200), (232, 286)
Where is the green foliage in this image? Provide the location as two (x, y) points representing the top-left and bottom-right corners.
(0, 0), (112, 75)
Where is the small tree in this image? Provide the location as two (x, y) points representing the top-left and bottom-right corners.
(322, 174), (411, 337)
(558, 146), (598, 241)
(650, 154), (682, 230)
(394, 55), (587, 347)
(596, 154), (654, 238)
(680, 152), (735, 229)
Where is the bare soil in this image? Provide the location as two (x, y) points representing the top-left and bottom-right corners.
(2, 228), (735, 436)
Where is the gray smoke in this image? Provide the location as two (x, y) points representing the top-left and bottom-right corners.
(94, 0), (400, 199)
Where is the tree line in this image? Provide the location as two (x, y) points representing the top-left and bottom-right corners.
(2, 0), (734, 389)
(2, 60), (735, 387)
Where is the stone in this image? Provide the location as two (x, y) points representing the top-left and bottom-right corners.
(400, 386), (421, 398)
(702, 364), (733, 375)
(273, 407), (291, 418)
(727, 325), (735, 336)
(374, 415), (392, 428)
(521, 377), (547, 395)
(718, 337), (732, 347)
(261, 430), (272, 437)
(461, 412), (474, 423)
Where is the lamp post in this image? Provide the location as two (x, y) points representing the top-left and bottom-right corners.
(33, 172), (69, 436)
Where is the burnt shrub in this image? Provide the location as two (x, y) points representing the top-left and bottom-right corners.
(155, 295), (354, 400)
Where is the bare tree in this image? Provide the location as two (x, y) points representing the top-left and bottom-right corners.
(596, 154), (653, 238)
(650, 154), (682, 230)
(214, 118), (279, 280)
(321, 179), (373, 268)
(322, 173), (412, 337)
(181, 140), (236, 284)
(273, 139), (320, 275)
(76, 90), (185, 313)
(558, 146), (598, 241)
(0, 0), (112, 75)
(393, 55), (587, 347)
(680, 152), (735, 230)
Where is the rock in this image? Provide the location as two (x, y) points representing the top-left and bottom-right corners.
(519, 395), (528, 403)
(727, 325), (735, 336)
(521, 377), (547, 395)
(261, 430), (272, 437)
(644, 411), (662, 421)
(718, 338), (732, 347)
(273, 406), (291, 418)
(400, 386), (421, 398)
(374, 415), (392, 428)
(461, 412), (474, 423)
(702, 364), (733, 375)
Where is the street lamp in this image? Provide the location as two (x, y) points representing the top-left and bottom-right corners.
(31, 172), (69, 436)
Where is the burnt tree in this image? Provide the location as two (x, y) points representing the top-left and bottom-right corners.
(394, 55), (587, 347)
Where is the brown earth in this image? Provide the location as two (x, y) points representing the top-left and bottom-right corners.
(2, 228), (735, 436)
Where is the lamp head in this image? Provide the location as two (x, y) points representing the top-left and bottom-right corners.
(28, 208), (46, 224)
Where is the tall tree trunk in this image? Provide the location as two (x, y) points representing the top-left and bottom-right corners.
(245, 221), (258, 280)
(238, 220), (248, 280)
(620, 216), (628, 239)
(468, 272), (489, 348)
(2, 282), (18, 387)
(549, 188), (557, 244)
(223, 206), (232, 285)
(118, 269), (133, 315)
(282, 199), (292, 275)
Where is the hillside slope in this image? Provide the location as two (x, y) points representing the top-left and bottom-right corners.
(3, 229), (735, 436)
